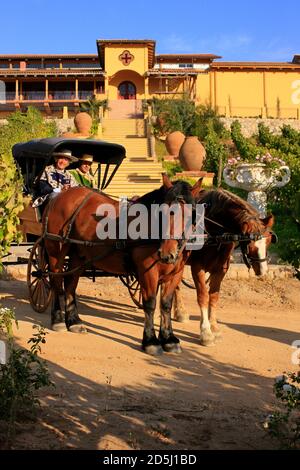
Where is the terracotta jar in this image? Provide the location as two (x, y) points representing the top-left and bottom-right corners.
(74, 112), (92, 136)
(165, 131), (185, 158)
(179, 136), (206, 171)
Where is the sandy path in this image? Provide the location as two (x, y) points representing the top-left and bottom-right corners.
(0, 274), (299, 450)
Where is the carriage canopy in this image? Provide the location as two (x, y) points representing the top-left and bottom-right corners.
(12, 137), (126, 193)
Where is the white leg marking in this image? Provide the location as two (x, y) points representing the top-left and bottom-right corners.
(200, 307), (212, 333)
(255, 238), (268, 275)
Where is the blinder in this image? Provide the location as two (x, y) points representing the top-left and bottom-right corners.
(270, 231), (278, 244)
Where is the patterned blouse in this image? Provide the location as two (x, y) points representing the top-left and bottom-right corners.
(38, 165), (78, 195)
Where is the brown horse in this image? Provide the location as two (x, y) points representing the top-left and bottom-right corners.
(173, 188), (276, 346)
(43, 176), (201, 355)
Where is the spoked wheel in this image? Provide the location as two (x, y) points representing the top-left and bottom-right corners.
(181, 278), (196, 289)
(119, 274), (143, 309)
(27, 238), (52, 313)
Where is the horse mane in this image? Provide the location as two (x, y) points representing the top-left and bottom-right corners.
(198, 188), (263, 228)
(136, 180), (193, 208)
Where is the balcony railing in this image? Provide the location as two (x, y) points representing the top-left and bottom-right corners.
(4, 92), (17, 101)
(22, 91), (45, 100)
(3, 90), (95, 102)
(78, 90), (94, 100)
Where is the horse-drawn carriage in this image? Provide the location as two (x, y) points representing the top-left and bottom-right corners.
(8, 136), (277, 353)
(12, 137), (144, 313)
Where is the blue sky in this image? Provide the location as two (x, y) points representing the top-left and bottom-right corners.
(0, 0), (299, 61)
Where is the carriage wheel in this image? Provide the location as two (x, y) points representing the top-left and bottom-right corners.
(119, 274), (143, 309)
(181, 278), (196, 289)
(27, 238), (52, 313)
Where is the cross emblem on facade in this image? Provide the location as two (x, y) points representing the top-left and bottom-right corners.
(119, 50), (134, 66)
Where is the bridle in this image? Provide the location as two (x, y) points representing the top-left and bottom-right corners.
(239, 230), (278, 269)
(160, 194), (193, 260)
(201, 208), (278, 270)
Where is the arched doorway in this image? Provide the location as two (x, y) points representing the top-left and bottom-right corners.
(118, 81), (136, 100)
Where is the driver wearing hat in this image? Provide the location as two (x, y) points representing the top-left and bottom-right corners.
(69, 154), (95, 188)
(38, 149), (79, 197)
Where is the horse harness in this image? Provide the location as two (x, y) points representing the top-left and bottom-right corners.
(41, 189), (190, 278)
(200, 211), (278, 270)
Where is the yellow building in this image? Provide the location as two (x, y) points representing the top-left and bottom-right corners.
(0, 39), (300, 119)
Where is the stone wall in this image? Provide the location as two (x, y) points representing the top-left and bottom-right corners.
(220, 117), (300, 137)
(47, 118), (74, 135)
(2, 116), (300, 138)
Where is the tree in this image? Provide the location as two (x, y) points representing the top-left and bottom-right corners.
(0, 107), (57, 267)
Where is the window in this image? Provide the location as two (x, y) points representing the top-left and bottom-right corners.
(62, 62), (98, 69)
(178, 63), (194, 68)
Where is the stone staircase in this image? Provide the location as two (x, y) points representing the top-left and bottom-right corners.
(101, 101), (164, 197)
(106, 100), (144, 120)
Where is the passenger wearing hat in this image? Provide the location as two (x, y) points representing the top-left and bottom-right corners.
(38, 149), (79, 197)
(69, 154), (95, 189)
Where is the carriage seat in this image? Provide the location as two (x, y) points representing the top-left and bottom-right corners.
(17, 196), (43, 241)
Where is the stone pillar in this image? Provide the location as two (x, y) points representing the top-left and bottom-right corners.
(75, 79), (78, 100)
(63, 106), (69, 119)
(261, 106), (267, 118)
(104, 75), (109, 99)
(45, 79), (48, 100)
(144, 76), (149, 99)
(15, 79), (19, 100)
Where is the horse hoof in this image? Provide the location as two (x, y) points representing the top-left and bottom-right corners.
(52, 322), (67, 332)
(213, 331), (222, 341)
(69, 324), (87, 334)
(163, 342), (182, 354)
(174, 315), (189, 323)
(200, 332), (215, 347)
(143, 344), (164, 356)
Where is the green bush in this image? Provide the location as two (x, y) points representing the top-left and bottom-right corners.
(162, 160), (183, 178)
(0, 107), (57, 266)
(203, 124), (227, 177)
(194, 104), (229, 141)
(0, 307), (53, 446)
(265, 372), (300, 449)
(151, 98), (227, 140)
(151, 96), (196, 135)
(229, 121), (300, 271)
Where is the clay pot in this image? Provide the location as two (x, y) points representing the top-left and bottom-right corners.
(165, 131), (185, 158)
(179, 136), (206, 171)
(74, 112), (92, 136)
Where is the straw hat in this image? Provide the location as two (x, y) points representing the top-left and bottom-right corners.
(79, 154), (94, 164)
(53, 149), (78, 163)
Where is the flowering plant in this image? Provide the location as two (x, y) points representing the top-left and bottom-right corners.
(264, 372), (300, 449)
(227, 152), (286, 169)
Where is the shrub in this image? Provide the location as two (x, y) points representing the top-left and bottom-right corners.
(151, 96), (196, 136)
(0, 307), (53, 445)
(264, 372), (300, 449)
(203, 124), (227, 177)
(228, 121), (300, 271)
(0, 107), (57, 267)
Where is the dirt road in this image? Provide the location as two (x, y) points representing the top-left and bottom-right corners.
(0, 273), (299, 449)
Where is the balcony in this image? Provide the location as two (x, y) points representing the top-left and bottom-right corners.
(3, 90), (95, 103)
